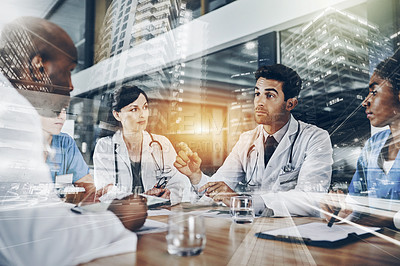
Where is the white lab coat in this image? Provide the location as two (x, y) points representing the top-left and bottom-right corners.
(196, 115), (333, 216)
(0, 74), (137, 265)
(0, 203), (137, 266)
(93, 130), (192, 204)
(0, 76), (49, 184)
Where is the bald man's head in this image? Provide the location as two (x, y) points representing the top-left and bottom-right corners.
(1, 17), (77, 91)
(0, 17), (77, 117)
(12, 17), (77, 63)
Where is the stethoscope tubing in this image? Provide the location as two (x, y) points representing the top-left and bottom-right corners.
(244, 122), (301, 187)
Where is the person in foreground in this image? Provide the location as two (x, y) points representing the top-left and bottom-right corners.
(93, 85), (192, 204)
(0, 17), (147, 265)
(174, 64), (333, 217)
(321, 54), (400, 230)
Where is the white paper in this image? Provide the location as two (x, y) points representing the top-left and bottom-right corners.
(56, 174), (73, 184)
(79, 202), (110, 213)
(202, 209), (231, 219)
(262, 222), (380, 242)
(147, 209), (172, 216)
(139, 194), (170, 206)
(184, 209), (232, 219)
(136, 219), (168, 235)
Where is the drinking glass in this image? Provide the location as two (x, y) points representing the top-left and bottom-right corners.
(166, 213), (206, 256)
(230, 195), (255, 224)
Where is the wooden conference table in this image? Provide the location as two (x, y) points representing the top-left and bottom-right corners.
(84, 204), (400, 266)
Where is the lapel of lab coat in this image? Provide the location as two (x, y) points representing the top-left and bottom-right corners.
(263, 115), (299, 170)
(252, 126), (265, 183)
(140, 131), (156, 190)
(112, 130), (133, 182)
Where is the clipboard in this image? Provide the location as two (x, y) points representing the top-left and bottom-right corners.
(255, 222), (381, 248)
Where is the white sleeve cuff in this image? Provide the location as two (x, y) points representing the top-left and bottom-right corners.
(193, 172), (209, 191)
(252, 195), (266, 216)
(261, 193), (291, 217)
(394, 211), (400, 230)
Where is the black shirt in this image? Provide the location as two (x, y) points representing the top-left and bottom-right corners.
(130, 160), (144, 193)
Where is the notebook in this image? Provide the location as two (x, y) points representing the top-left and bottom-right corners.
(256, 222), (381, 247)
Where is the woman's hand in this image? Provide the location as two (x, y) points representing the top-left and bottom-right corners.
(108, 194), (148, 231)
(145, 187), (171, 199)
(92, 184), (114, 202)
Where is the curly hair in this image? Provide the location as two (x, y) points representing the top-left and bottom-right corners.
(374, 56), (400, 95)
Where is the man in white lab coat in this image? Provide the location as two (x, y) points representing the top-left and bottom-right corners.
(0, 17), (146, 265)
(174, 64), (333, 217)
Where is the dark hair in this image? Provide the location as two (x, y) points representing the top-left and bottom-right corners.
(374, 56), (400, 95)
(112, 85), (149, 112)
(98, 85), (149, 137)
(255, 64), (302, 100)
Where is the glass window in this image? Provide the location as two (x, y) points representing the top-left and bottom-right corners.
(3, 0), (400, 206)
(118, 40), (124, 48)
(120, 31), (126, 39)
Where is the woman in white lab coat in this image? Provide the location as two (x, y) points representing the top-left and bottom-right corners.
(93, 85), (191, 204)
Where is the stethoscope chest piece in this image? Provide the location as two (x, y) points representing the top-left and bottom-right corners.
(282, 163), (295, 173)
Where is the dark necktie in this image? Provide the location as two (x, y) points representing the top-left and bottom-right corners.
(264, 135), (278, 167)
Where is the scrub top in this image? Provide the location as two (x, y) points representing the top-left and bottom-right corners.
(46, 133), (89, 183)
(349, 129), (400, 200)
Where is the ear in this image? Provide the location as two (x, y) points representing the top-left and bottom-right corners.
(112, 110), (121, 122)
(286, 98), (298, 111)
(31, 55), (45, 71)
(30, 55), (45, 81)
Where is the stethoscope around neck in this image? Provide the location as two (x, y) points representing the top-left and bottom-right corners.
(282, 122), (301, 172)
(237, 122), (301, 190)
(114, 132), (171, 189)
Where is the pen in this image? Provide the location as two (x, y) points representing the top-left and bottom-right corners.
(155, 177), (167, 188)
(327, 207), (341, 227)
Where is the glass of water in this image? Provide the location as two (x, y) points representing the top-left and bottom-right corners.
(230, 195), (255, 224)
(166, 213), (206, 256)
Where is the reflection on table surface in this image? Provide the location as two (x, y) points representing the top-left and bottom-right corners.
(83, 203), (400, 266)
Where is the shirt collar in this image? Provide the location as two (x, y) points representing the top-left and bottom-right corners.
(262, 119), (290, 144)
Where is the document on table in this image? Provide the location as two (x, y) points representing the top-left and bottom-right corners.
(78, 202), (110, 213)
(184, 209), (231, 219)
(257, 222), (380, 244)
(74, 201), (171, 215)
(136, 219), (168, 235)
(139, 194), (170, 207)
(147, 209), (172, 216)
(202, 209), (231, 219)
